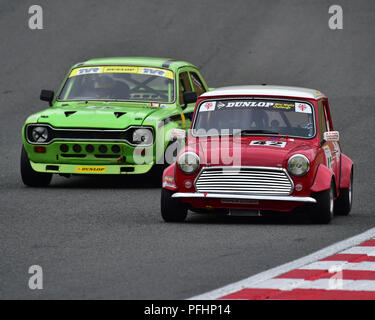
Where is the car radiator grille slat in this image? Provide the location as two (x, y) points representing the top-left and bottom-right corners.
(195, 167), (293, 195)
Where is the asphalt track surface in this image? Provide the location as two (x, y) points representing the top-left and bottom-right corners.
(0, 0), (375, 299)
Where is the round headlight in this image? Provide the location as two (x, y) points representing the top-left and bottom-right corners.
(287, 154), (310, 177)
(132, 128), (153, 145)
(177, 152), (200, 174)
(31, 126), (49, 143)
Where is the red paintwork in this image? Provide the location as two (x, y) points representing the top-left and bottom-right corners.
(162, 93), (353, 213)
(340, 154), (353, 189)
(310, 164), (334, 193)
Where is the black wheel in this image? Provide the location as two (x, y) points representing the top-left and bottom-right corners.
(309, 180), (335, 224)
(161, 188), (187, 222)
(334, 170), (353, 216)
(20, 146), (52, 187)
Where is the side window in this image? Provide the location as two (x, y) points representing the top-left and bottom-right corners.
(190, 72), (206, 96)
(323, 101), (331, 131)
(178, 72), (192, 105)
(317, 101), (327, 140)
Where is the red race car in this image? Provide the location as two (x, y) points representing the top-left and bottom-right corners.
(161, 85), (353, 224)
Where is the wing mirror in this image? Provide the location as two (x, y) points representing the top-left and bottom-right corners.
(40, 90), (55, 107)
(182, 91), (197, 109)
(323, 131), (340, 142)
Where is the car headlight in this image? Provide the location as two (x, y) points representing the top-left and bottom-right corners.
(31, 126), (49, 143)
(287, 154), (310, 177)
(131, 128), (153, 146)
(177, 152), (200, 174)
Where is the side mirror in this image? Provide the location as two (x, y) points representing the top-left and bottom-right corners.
(182, 91), (197, 109)
(323, 131), (339, 142)
(40, 90), (54, 106)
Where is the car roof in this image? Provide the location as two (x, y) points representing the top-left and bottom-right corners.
(74, 57), (196, 71)
(201, 85), (326, 100)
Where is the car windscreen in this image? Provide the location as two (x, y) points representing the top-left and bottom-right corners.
(58, 66), (175, 103)
(192, 99), (315, 138)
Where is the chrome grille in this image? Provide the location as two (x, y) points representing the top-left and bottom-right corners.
(194, 167), (293, 195)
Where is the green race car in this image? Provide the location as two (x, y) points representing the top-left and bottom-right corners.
(21, 57), (209, 186)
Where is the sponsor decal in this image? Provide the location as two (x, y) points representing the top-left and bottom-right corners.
(164, 176), (174, 182)
(295, 102), (312, 113)
(70, 67), (102, 77)
(141, 67), (174, 79)
(151, 103), (160, 108)
(76, 166), (106, 173)
(103, 66), (138, 73)
(170, 128), (186, 140)
(160, 104), (167, 108)
(217, 100), (275, 109)
(250, 140), (287, 148)
(323, 145), (333, 169)
(272, 102), (295, 110)
(163, 175), (177, 189)
(142, 67), (164, 77)
(69, 66), (174, 79)
(324, 131), (339, 141)
(206, 100), (313, 114)
(200, 101), (216, 112)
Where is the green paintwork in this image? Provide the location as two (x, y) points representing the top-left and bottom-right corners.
(22, 57), (209, 174)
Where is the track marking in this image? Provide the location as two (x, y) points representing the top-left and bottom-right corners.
(188, 227), (375, 300)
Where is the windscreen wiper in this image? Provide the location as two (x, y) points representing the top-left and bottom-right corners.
(237, 129), (281, 135)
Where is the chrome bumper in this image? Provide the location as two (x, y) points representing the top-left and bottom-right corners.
(172, 192), (316, 203)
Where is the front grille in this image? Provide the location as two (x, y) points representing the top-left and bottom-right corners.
(26, 125), (126, 142)
(194, 167), (294, 195)
(26, 124), (154, 146)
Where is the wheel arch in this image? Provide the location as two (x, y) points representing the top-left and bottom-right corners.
(340, 153), (354, 189)
(310, 164), (336, 195)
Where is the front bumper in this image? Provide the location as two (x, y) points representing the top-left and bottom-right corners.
(172, 192), (316, 203)
(30, 161), (153, 175)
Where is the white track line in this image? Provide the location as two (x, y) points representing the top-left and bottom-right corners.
(301, 261), (375, 271)
(188, 227), (375, 300)
(342, 247), (375, 255)
(248, 278), (375, 291)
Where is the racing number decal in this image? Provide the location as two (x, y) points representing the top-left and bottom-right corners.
(250, 141), (287, 148)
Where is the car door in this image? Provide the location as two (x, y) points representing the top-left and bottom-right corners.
(318, 100), (341, 188)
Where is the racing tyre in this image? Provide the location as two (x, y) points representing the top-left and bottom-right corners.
(334, 170), (353, 216)
(20, 146), (52, 187)
(161, 188), (187, 222)
(309, 180), (335, 224)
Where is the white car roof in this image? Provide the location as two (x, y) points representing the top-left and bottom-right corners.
(201, 85), (326, 100)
